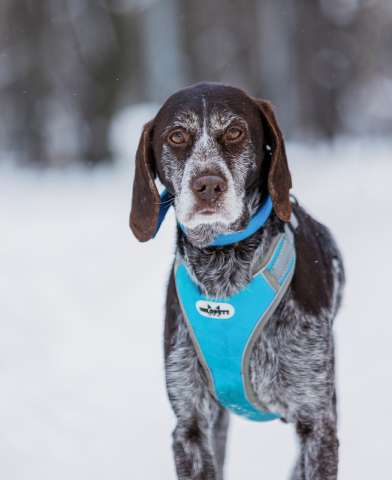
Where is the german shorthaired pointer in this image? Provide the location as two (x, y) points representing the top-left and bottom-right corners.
(130, 83), (345, 480)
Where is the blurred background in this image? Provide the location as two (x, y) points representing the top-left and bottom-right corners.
(1, 0), (392, 167)
(1, 1), (392, 480)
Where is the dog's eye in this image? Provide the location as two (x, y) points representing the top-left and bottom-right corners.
(224, 126), (243, 143)
(168, 129), (189, 146)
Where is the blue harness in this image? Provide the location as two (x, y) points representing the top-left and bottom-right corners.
(156, 191), (296, 421)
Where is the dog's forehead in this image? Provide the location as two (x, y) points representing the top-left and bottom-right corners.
(154, 83), (259, 134)
(164, 106), (243, 133)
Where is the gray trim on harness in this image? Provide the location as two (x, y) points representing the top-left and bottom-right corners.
(174, 226), (296, 414)
(243, 226), (296, 412)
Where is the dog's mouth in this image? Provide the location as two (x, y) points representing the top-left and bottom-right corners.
(175, 172), (246, 237)
(185, 202), (229, 225)
(191, 197), (227, 219)
(172, 187), (252, 247)
(176, 190), (247, 232)
(197, 206), (219, 215)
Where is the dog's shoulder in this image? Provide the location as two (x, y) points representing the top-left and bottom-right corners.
(290, 202), (345, 318)
(164, 265), (182, 360)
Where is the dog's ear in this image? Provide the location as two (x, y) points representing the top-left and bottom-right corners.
(129, 120), (161, 242)
(253, 99), (292, 222)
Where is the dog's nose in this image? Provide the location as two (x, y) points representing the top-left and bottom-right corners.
(191, 175), (227, 202)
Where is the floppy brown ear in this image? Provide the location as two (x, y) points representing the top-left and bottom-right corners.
(253, 99), (292, 222)
(129, 120), (160, 242)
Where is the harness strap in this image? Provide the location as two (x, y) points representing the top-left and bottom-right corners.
(174, 226), (296, 421)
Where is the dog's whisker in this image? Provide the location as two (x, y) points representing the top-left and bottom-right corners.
(153, 198), (175, 205)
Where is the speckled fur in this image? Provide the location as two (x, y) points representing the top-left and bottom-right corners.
(165, 202), (344, 480)
(137, 84), (345, 479)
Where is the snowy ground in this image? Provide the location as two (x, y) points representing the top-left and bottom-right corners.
(1, 137), (392, 479)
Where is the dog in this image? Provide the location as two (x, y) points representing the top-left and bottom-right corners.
(129, 83), (345, 480)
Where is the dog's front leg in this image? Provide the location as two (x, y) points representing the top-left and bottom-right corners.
(172, 416), (220, 480)
(166, 322), (223, 480)
(292, 411), (339, 480)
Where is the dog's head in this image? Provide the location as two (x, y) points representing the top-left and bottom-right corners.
(130, 83), (292, 246)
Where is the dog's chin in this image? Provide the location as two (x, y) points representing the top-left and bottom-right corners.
(180, 210), (250, 248)
(183, 222), (228, 248)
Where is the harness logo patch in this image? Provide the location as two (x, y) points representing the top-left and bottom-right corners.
(196, 300), (235, 319)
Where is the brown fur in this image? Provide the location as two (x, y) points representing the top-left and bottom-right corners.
(130, 86), (292, 241)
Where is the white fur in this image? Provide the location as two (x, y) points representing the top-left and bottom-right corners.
(174, 103), (248, 230)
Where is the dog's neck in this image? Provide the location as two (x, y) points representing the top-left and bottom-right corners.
(177, 191), (284, 298)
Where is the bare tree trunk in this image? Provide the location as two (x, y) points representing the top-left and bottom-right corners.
(139, 0), (186, 103)
(180, 0), (261, 93)
(255, 0), (299, 135)
(294, 0), (353, 138)
(0, 1), (50, 165)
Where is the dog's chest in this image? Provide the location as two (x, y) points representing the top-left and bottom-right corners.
(174, 228), (296, 422)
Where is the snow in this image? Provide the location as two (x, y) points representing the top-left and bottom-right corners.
(1, 137), (392, 479)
